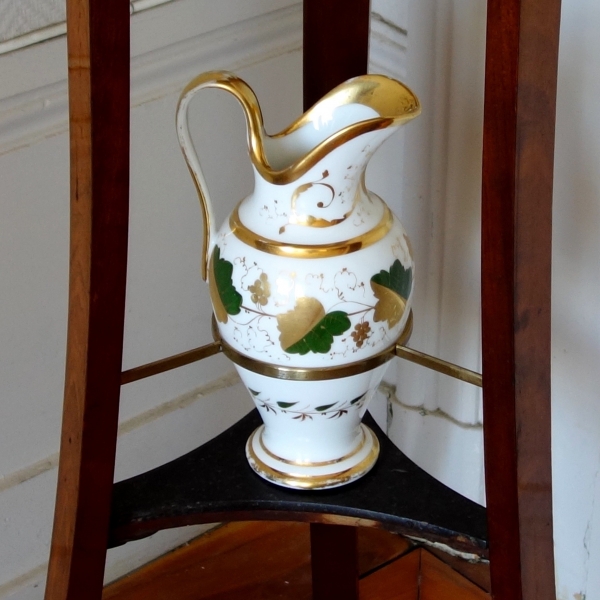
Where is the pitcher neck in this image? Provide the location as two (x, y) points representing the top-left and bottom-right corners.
(235, 128), (396, 245)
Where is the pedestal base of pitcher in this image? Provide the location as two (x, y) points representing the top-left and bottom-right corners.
(245, 424), (380, 490)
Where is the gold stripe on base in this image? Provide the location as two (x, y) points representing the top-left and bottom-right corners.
(257, 426), (366, 467)
(246, 427), (380, 490)
(229, 204), (393, 259)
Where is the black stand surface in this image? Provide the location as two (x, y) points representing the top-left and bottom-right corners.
(110, 409), (487, 556)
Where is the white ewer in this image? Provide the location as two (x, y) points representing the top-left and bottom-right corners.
(177, 71), (420, 489)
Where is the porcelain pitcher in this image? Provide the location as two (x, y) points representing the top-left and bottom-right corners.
(177, 71), (420, 489)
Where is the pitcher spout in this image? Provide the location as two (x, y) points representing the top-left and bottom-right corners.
(262, 74), (421, 184)
(177, 71), (420, 276)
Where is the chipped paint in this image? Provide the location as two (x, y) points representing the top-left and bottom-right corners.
(406, 536), (488, 562)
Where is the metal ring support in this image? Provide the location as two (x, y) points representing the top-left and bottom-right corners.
(121, 310), (481, 387)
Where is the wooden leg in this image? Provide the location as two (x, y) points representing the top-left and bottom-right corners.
(44, 1), (130, 598)
(481, 0), (560, 598)
(303, 0), (370, 109)
(311, 523), (359, 600)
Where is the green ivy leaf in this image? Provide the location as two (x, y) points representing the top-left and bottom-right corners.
(371, 259), (412, 300)
(370, 259), (412, 328)
(276, 401), (298, 409)
(350, 395), (364, 405)
(315, 403), (336, 412)
(286, 311), (351, 355)
(212, 246), (242, 318)
(248, 389), (260, 396)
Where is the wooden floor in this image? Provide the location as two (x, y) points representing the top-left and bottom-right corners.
(103, 522), (490, 600)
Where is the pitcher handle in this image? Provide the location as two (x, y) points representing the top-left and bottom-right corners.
(176, 71), (265, 280)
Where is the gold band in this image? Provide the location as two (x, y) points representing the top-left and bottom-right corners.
(246, 426), (380, 489)
(212, 311), (413, 381)
(229, 204), (393, 259)
(257, 427), (366, 467)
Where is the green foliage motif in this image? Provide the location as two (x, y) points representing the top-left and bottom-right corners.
(286, 311), (351, 355)
(371, 259), (412, 299)
(212, 246), (242, 316)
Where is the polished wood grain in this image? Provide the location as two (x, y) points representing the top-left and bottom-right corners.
(427, 547), (491, 593)
(360, 549), (420, 600)
(303, 0), (370, 110)
(481, 0), (560, 598)
(103, 522), (412, 600)
(103, 522), (490, 600)
(419, 550), (490, 600)
(361, 549), (491, 600)
(44, 1), (130, 599)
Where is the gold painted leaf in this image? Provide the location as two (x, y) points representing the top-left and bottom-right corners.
(371, 281), (407, 328)
(276, 297), (326, 350)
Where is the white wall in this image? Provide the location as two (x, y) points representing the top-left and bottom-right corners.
(369, 0), (486, 506)
(551, 1), (600, 597)
(378, 2), (600, 599)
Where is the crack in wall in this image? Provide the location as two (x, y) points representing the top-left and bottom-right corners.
(580, 450), (600, 600)
(379, 381), (482, 430)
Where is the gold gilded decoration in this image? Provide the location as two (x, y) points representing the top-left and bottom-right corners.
(177, 70), (423, 491)
(276, 298), (325, 350)
(351, 321), (371, 348)
(230, 204), (393, 259)
(279, 170), (358, 232)
(248, 273), (270, 306)
(276, 300), (351, 355)
(177, 72), (420, 279)
(403, 232), (414, 258)
(371, 282), (407, 328)
(209, 244), (411, 358)
(257, 427), (367, 466)
(370, 258), (412, 327)
(178, 71), (421, 187)
(213, 311), (414, 381)
(246, 426), (380, 489)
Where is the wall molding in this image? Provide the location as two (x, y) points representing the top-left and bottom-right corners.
(0, 5), (407, 157)
(0, 4), (303, 156)
(0, 371), (240, 495)
(0, 0), (179, 55)
(369, 11), (408, 79)
(0, 562), (47, 598)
